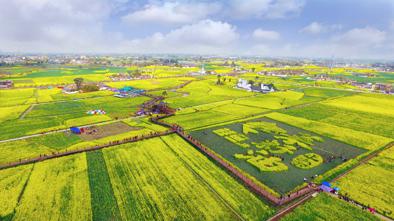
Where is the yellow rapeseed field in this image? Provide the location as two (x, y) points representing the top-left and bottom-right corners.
(13, 154), (92, 221)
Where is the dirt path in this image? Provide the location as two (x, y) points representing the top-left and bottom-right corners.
(18, 104), (36, 119)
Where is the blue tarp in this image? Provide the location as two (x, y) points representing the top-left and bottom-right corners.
(322, 181), (331, 187)
(70, 127), (81, 134)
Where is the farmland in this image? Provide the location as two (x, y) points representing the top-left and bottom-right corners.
(102, 136), (274, 220)
(12, 154), (92, 221)
(0, 61), (393, 221)
(333, 147), (394, 218)
(0, 165), (33, 219)
(280, 103), (394, 138)
(86, 151), (121, 221)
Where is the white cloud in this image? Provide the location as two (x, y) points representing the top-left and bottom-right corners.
(229, 0), (305, 19)
(0, 0), (121, 53)
(252, 29), (280, 41)
(332, 27), (386, 46)
(300, 22), (324, 34)
(122, 2), (221, 25)
(390, 21), (394, 30)
(124, 20), (240, 54)
(300, 22), (342, 34)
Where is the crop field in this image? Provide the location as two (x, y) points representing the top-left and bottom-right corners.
(86, 151), (121, 221)
(166, 102), (268, 130)
(0, 139), (56, 165)
(333, 147), (394, 218)
(160, 135), (275, 220)
(233, 92), (320, 110)
(106, 77), (194, 90)
(323, 93), (394, 117)
(103, 136), (274, 220)
(12, 154), (92, 221)
(0, 105), (29, 122)
(190, 117), (365, 194)
(281, 193), (379, 221)
(300, 87), (355, 98)
(165, 79), (254, 108)
(0, 88), (35, 107)
(265, 112), (392, 150)
(0, 164), (33, 220)
(2, 66), (129, 87)
(280, 103), (394, 138)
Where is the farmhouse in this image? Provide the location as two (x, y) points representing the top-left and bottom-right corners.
(236, 79), (275, 93)
(0, 80), (13, 89)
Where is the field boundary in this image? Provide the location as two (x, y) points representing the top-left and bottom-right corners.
(18, 104), (35, 120)
(160, 137), (245, 221)
(0, 130), (175, 170)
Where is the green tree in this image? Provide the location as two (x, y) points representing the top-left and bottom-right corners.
(74, 78), (84, 90)
(216, 75), (221, 85)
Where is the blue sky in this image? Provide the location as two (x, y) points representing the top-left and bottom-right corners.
(0, 0), (393, 59)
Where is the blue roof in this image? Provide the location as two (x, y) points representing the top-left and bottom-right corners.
(322, 181), (331, 187)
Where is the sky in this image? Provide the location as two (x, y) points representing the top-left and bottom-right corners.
(1, 0), (394, 59)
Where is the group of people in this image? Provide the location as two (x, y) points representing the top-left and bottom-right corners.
(339, 194), (376, 214)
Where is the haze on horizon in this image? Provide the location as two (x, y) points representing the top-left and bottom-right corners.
(1, 0), (393, 59)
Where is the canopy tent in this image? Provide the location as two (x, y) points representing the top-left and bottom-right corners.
(70, 127), (81, 134)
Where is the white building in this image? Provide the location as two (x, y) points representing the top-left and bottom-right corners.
(236, 79), (252, 91)
(236, 78), (275, 93)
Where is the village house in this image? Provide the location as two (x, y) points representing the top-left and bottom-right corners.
(0, 80), (13, 89)
(236, 79), (275, 93)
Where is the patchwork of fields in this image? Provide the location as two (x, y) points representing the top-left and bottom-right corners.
(0, 64), (393, 220)
(0, 135), (275, 221)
